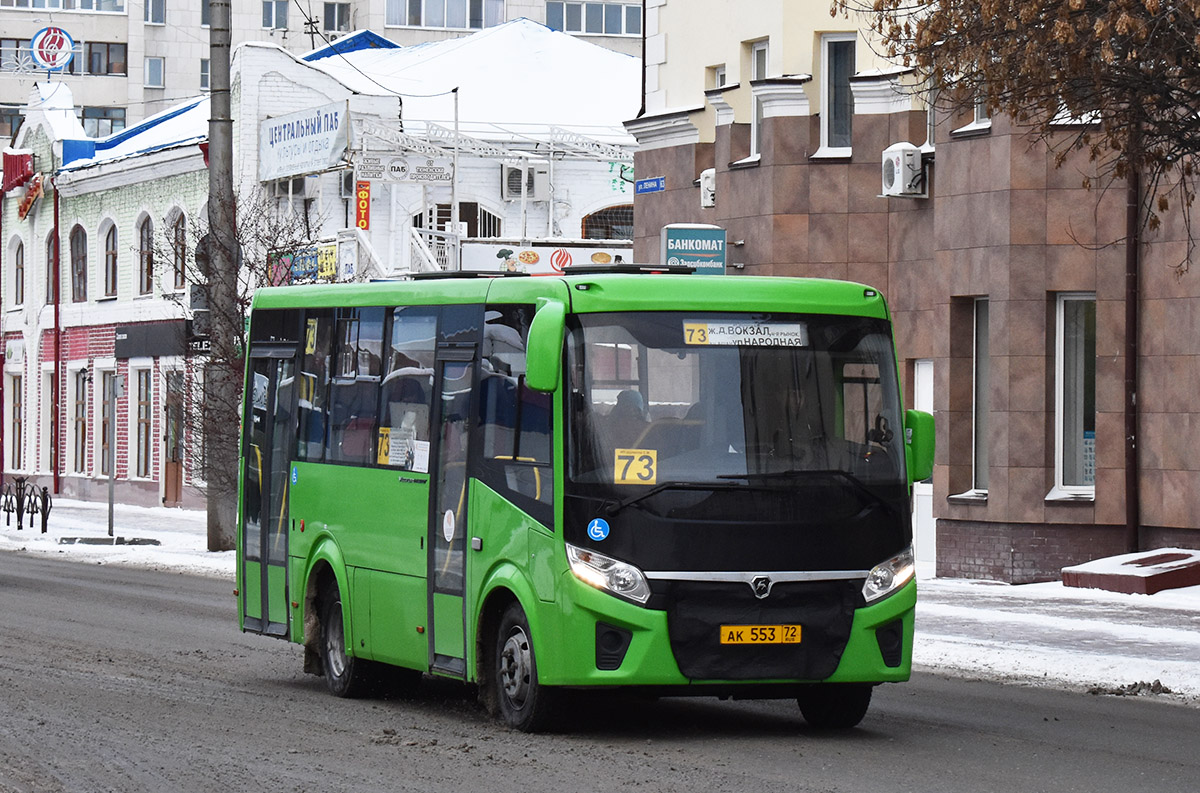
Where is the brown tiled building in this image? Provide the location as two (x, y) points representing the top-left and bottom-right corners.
(625, 3), (1200, 582)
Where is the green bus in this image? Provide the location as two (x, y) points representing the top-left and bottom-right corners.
(237, 268), (934, 731)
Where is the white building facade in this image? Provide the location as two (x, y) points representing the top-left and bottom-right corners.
(0, 1), (643, 139)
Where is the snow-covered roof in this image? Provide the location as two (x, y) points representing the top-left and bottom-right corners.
(305, 18), (640, 147)
(19, 82), (87, 144)
(60, 96), (209, 170)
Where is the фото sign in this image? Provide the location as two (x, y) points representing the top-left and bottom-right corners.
(355, 180), (370, 230)
(259, 102), (348, 182)
(660, 224), (726, 274)
(355, 154), (453, 184)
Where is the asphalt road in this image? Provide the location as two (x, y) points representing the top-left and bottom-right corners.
(1, 552), (1198, 793)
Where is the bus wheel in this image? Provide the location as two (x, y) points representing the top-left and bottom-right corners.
(494, 602), (558, 732)
(319, 583), (371, 698)
(796, 684), (873, 729)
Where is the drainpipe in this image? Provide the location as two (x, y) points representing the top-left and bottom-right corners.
(0, 190), (5, 488)
(52, 177), (62, 494)
(1124, 163), (1140, 553)
(638, 0), (646, 118)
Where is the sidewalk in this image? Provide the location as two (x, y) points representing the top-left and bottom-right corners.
(3, 498), (1198, 705)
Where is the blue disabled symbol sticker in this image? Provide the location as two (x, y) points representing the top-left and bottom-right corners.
(291, 467), (298, 485)
(587, 518), (610, 541)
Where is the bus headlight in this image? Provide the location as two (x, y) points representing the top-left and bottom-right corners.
(862, 546), (915, 604)
(566, 544), (652, 604)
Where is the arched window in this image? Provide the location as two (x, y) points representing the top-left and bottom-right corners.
(171, 213), (186, 290)
(46, 232), (57, 304)
(581, 204), (634, 240)
(138, 216), (153, 294)
(70, 225), (88, 302)
(104, 225), (118, 296)
(12, 241), (24, 305)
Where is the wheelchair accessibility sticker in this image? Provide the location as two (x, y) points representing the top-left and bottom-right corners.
(587, 518), (610, 541)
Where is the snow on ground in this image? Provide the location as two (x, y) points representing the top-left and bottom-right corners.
(3, 498), (1199, 705)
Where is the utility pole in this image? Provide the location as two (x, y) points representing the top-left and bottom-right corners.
(206, 0), (239, 551)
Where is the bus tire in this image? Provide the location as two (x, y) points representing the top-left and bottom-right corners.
(494, 602), (558, 732)
(796, 683), (873, 729)
(318, 583), (372, 698)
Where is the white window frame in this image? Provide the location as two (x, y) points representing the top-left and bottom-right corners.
(145, 57), (165, 89)
(128, 361), (154, 481)
(144, 0), (165, 24)
(200, 58), (210, 91)
(1050, 293), (1097, 500)
(6, 371), (25, 474)
(93, 358), (117, 480)
(68, 363), (90, 476)
(324, 2), (351, 32)
(263, 0), (288, 29)
(972, 298), (989, 494)
(712, 64), (727, 90)
(40, 365), (54, 474)
(749, 40), (769, 157)
(817, 32), (856, 157)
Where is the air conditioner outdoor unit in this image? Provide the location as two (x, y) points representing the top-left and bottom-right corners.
(273, 175), (318, 199)
(501, 163), (550, 201)
(881, 142), (925, 197)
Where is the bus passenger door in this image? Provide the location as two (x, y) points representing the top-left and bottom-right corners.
(241, 346), (297, 637)
(428, 349), (475, 677)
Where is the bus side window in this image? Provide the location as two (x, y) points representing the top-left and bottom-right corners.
(327, 307), (384, 465)
(378, 307), (437, 470)
(479, 305), (552, 522)
(297, 310), (333, 462)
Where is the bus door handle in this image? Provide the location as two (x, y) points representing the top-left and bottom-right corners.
(471, 537), (482, 551)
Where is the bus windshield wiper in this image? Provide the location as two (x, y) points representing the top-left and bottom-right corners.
(715, 469), (897, 515)
(604, 481), (746, 516)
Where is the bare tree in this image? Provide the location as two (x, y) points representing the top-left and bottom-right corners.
(157, 189), (328, 548)
(833, 0), (1200, 242)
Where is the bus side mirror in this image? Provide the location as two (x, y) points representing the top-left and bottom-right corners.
(905, 409), (934, 484)
(525, 299), (566, 392)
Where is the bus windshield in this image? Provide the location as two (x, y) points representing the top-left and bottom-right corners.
(566, 311), (905, 492)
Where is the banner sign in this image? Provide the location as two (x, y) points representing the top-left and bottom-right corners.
(660, 224), (727, 274)
(269, 240), (341, 285)
(460, 239), (633, 275)
(355, 154), (453, 183)
(355, 180), (370, 229)
(259, 102), (348, 182)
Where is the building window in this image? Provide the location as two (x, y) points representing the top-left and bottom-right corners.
(1054, 294), (1096, 495)
(86, 43), (127, 75)
(820, 33), (856, 153)
(81, 107), (126, 137)
(263, 0), (288, 28)
(324, 2), (351, 31)
(172, 214), (187, 290)
(582, 204), (633, 240)
(12, 241), (24, 306)
(0, 104), (22, 138)
(46, 233), (57, 305)
(972, 299), (990, 492)
(9, 375), (23, 471)
(138, 217), (154, 294)
(104, 225), (118, 296)
(201, 0), (211, 26)
(145, 0), (164, 23)
(546, 2), (641, 35)
(388, 0), (505, 28)
(710, 64), (726, 90)
(145, 57), (165, 88)
(200, 58), (210, 90)
(100, 371), (114, 476)
(69, 0), (126, 9)
(136, 369), (152, 478)
(1, 39), (30, 73)
(70, 225), (88, 302)
(73, 370), (89, 474)
(750, 39), (768, 156)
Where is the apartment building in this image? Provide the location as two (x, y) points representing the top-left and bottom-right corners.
(0, 0), (643, 139)
(625, 0), (1200, 582)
